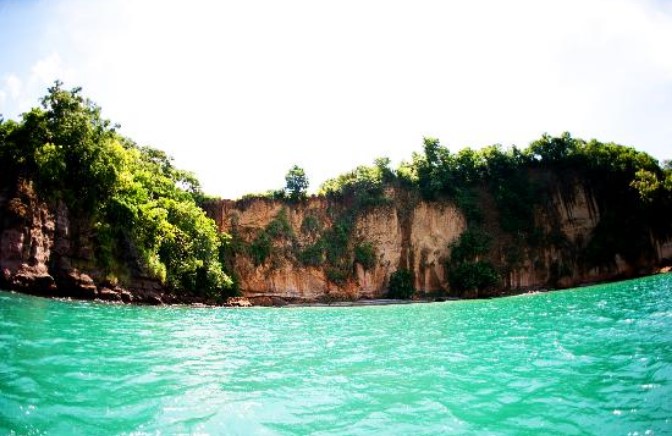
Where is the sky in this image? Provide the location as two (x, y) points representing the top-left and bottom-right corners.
(1, 0), (671, 198)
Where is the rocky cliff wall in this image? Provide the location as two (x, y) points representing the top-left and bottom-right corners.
(3, 179), (669, 305)
(500, 183), (612, 290)
(206, 193), (467, 302)
(206, 184), (671, 303)
(505, 182), (672, 290)
(0, 180), (169, 304)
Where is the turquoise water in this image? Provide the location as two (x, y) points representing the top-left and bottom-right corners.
(1, 276), (671, 435)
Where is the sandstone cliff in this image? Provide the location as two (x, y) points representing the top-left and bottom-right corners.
(206, 192), (468, 303)
(205, 183), (672, 304)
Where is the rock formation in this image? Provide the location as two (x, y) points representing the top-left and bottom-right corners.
(204, 183), (672, 304)
(0, 179), (168, 304)
(2, 177), (670, 305)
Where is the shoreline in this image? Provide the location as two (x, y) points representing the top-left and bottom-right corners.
(3, 269), (669, 309)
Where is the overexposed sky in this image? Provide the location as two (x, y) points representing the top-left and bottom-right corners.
(1, 0), (671, 198)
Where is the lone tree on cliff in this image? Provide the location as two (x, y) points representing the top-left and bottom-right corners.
(285, 165), (309, 200)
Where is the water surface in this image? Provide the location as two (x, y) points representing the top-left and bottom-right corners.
(1, 275), (671, 434)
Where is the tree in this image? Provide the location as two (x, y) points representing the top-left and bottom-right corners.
(527, 132), (579, 163)
(1, 82), (235, 299)
(285, 165), (309, 200)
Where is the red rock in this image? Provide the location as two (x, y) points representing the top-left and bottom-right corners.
(98, 288), (122, 301)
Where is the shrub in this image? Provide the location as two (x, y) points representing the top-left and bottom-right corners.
(388, 269), (414, 299)
(301, 214), (321, 234)
(450, 227), (492, 263)
(298, 242), (324, 267)
(354, 242), (377, 270)
(448, 261), (498, 295)
(249, 233), (272, 266)
(447, 227), (499, 296)
(326, 267), (349, 286)
(266, 208), (294, 239)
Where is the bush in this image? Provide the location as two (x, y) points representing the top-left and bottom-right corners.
(448, 261), (499, 295)
(326, 267), (349, 286)
(318, 158), (394, 209)
(266, 208), (294, 239)
(249, 233), (272, 266)
(450, 227), (492, 263)
(447, 227), (499, 296)
(298, 242), (324, 267)
(300, 214), (321, 234)
(354, 242), (377, 270)
(388, 269), (414, 299)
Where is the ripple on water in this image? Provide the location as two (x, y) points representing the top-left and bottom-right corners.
(1, 274), (672, 434)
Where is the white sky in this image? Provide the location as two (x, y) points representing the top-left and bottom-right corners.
(1, 0), (671, 198)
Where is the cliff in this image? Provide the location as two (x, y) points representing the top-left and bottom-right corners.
(2, 177), (671, 306)
(0, 179), (175, 304)
(204, 182), (672, 304)
(4, 86), (669, 306)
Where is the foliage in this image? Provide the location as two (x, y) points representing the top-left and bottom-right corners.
(448, 261), (499, 294)
(247, 209), (295, 266)
(240, 189), (286, 201)
(298, 242), (324, 267)
(217, 233), (241, 296)
(285, 165), (309, 200)
(453, 188), (482, 223)
(239, 132), (672, 291)
(449, 228), (492, 263)
(387, 269), (414, 299)
(249, 233), (272, 266)
(326, 267), (349, 286)
(300, 214), (322, 234)
(400, 132), (672, 270)
(0, 82), (234, 298)
(302, 158), (397, 285)
(631, 169), (662, 202)
(266, 208), (294, 239)
(354, 242), (377, 270)
(319, 157), (393, 208)
(448, 228), (500, 296)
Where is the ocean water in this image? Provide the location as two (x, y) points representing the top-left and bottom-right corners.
(1, 275), (671, 435)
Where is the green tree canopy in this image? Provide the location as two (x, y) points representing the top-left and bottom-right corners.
(285, 165), (309, 200)
(0, 82), (235, 299)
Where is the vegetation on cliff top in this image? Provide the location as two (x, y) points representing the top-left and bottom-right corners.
(314, 133), (672, 296)
(0, 82), (234, 299)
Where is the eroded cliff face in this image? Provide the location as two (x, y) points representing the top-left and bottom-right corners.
(207, 183), (671, 303)
(3, 178), (669, 305)
(0, 180), (168, 304)
(501, 183), (606, 289)
(207, 193), (468, 302)
(503, 182), (672, 290)
(0, 180), (56, 293)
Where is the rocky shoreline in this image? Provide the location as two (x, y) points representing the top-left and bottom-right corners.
(2, 179), (671, 309)
(4, 266), (670, 309)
